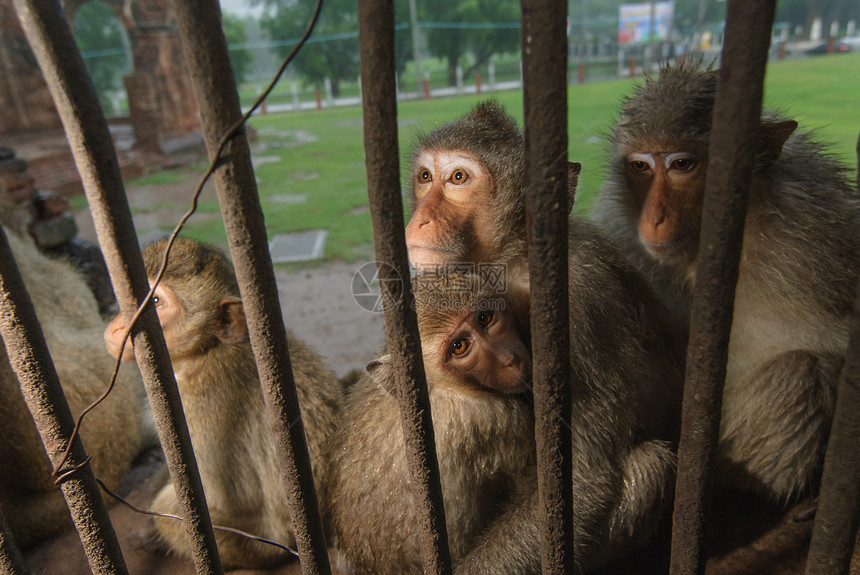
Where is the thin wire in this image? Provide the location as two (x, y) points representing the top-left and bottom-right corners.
(96, 478), (299, 557)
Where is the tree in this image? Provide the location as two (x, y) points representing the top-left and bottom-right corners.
(394, 0), (415, 80)
(253, 0), (359, 97)
(423, 0), (521, 86)
(72, 1), (128, 115)
(223, 13), (253, 84)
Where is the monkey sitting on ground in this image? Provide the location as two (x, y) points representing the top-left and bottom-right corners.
(104, 238), (343, 569)
(592, 60), (858, 501)
(324, 273), (537, 575)
(0, 202), (153, 548)
(404, 101), (685, 571)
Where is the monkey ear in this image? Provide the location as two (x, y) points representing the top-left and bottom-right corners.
(757, 120), (798, 168)
(366, 354), (397, 396)
(567, 162), (582, 214)
(216, 298), (248, 344)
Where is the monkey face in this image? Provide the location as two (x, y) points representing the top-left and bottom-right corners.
(406, 149), (497, 270)
(441, 307), (531, 395)
(104, 312), (137, 362)
(624, 148), (706, 264)
(104, 281), (185, 363)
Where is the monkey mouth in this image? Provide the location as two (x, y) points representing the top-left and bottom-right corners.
(105, 340), (135, 362)
(407, 245), (456, 269)
(640, 232), (687, 259)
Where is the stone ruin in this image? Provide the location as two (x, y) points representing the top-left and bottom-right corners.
(0, 0), (207, 315)
(0, 0), (202, 154)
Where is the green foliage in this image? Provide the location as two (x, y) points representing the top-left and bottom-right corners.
(224, 13), (254, 84)
(139, 53), (859, 263)
(253, 0), (359, 97)
(423, 0), (521, 85)
(393, 0), (416, 77)
(73, 1), (128, 115)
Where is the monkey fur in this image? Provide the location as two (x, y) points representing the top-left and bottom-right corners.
(593, 60), (858, 500)
(404, 102), (686, 572)
(0, 203), (153, 548)
(104, 238), (343, 568)
(325, 276), (536, 575)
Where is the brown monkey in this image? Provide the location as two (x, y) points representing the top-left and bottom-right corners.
(325, 274), (537, 575)
(404, 102), (686, 571)
(104, 238), (343, 569)
(593, 60), (859, 501)
(0, 203), (152, 548)
(406, 101), (578, 283)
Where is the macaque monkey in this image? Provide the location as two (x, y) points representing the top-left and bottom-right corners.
(404, 102), (685, 571)
(593, 60), (858, 501)
(104, 238), (343, 569)
(0, 203), (152, 548)
(325, 275), (537, 574)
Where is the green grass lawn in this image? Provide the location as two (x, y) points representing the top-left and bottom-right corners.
(146, 52), (860, 263)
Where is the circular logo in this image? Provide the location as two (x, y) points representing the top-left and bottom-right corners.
(352, 261), (403, 312)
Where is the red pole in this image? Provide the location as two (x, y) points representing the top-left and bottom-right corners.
(423, 78), (430, 100)
(578, 64), (585, 84)
(475, 73), (482, 95)
(315, 90), (322, 110)
(629, 57), (637, 77)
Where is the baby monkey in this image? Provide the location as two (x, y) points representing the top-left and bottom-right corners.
(104, 238), (343, 569)
(325, 272), (536, 575)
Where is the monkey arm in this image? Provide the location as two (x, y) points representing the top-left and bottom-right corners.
(718, 350), (841, 500)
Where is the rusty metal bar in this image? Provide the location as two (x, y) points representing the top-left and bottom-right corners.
(357, 1), (452, 574)
(9, 2), (224, 574)
(669, 2), (777, 574)
(0, 225), (127, 575)
(520, 0), (574, 573)
(169, 1), (332, 573)
(804, 297), (860, 572)
(0, 497), (30, 575)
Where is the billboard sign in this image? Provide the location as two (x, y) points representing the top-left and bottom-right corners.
(618, 2), (674, 45)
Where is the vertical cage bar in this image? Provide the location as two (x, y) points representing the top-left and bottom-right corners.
(669, 1), (777, 574)
(357, 1), (452, 574)
(9, 2), (224, 574)
(0, 507), (28, 575)
(519, 0), (574, 573)
(804, 297), (860, 571)
(169, 1), (332, 573)
(0, 226), (127, 575)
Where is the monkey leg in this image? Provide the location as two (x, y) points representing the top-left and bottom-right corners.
(452, 476), (542, 575)
(719, 350), (840, 501)
(151, 482), (294, 569)
(0, 489), (72, 549)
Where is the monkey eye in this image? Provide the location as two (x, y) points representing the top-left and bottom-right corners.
(630, 160), (650, 173)
(151, 295), (161, 307)
(477, 310), (494, 328)
(451, 169), (468, 184)
(450, 337), (471, 356)
(670, 157), (695, 171)
(418, 169), (432, 183)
